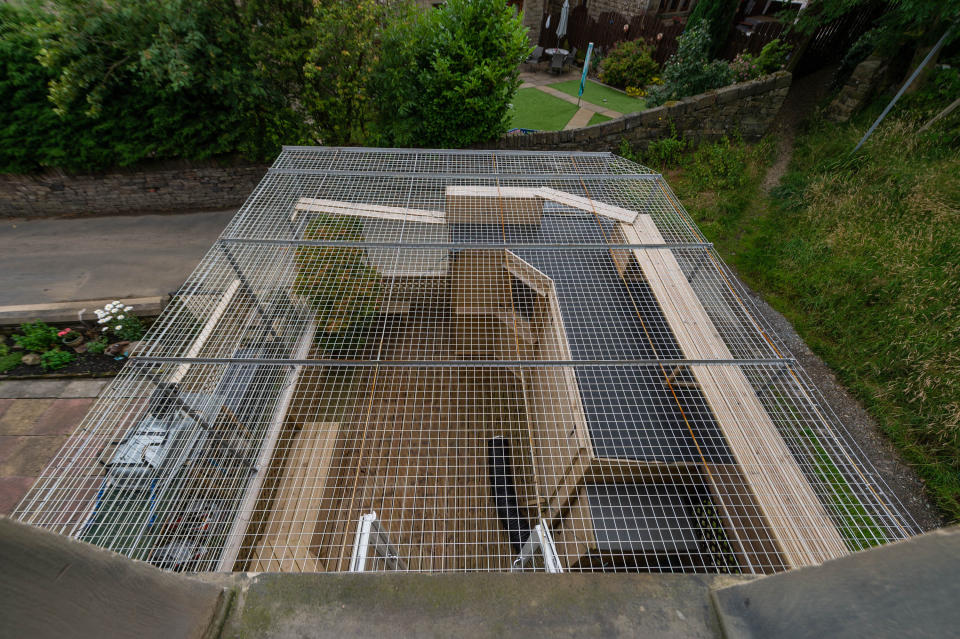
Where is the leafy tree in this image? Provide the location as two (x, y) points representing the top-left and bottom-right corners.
(649, 19), (733, 105)
(686, 0), (740, 58)
(373, 0), (530, 147)
(300, 0), (412, 145)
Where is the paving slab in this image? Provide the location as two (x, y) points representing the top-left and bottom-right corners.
(0, 434), (67, 476)
(31, 398), (94, 436)
(712, 525), (960, 639)
(564, 107), (596, 130)
(0, 399), (56, 435)
(60, 379), (110, 398)
(0, 476), (35, 514)
(0, 379), (70, 399)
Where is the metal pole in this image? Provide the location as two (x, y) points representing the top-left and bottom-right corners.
(852, 24), (955, 154)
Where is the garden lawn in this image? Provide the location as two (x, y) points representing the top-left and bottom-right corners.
(588, 113), (612, 126)
(509, 87), (579, 131)
(549, 79), (646, 114)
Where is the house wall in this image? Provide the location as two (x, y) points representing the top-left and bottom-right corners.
(486, 71), (791, 152)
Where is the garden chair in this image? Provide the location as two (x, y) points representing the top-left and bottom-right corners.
(549, 52), (564, 75)
(564, 47), (578, 70)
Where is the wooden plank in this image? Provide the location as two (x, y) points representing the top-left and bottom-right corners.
(168, 279), (241, 384)
(618, 217), (848, 568)
(445, 185), (543, 224)
(537, 187), (638, 223)
(249, 422), (340, 572)
(295, 197), (445, 224)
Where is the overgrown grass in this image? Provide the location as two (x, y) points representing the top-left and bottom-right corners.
(548, 79), (646, 114)
(508, 87), (578, 131)
(626, 102), (960, 521)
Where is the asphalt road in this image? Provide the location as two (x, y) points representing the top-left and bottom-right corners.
(0, 210), (234, 306)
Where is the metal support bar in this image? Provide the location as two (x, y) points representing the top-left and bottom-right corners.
(512, 520), (563, 573)
(349, 512), (406, 572)
(133, 356), (797, 367)
(217, 242), (279, 340)
(217, 237), (714, 251)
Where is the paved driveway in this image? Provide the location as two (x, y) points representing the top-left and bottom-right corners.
(0, 210), (234, 306)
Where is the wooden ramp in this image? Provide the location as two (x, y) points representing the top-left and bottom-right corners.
(617, 215), (849, 568)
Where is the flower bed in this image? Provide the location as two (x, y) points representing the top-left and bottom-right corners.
(0, 302), (151, 379)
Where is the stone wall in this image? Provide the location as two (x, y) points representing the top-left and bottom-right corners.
(0, 161), (269, 218)
(489, 71), (791, 153)
(827, 56), (885, 123)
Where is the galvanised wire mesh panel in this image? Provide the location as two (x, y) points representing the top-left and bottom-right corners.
(13, 147), (917, 574)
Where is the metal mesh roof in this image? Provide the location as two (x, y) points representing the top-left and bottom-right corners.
(13, 147), (918, 574)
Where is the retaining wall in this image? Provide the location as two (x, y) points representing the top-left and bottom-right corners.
(0, 161), (269, 218)
(488, 71), (791, 153)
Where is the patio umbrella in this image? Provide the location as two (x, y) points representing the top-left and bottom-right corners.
(556, 0), (569, 42)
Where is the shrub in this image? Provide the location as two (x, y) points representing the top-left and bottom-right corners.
(645, 123), (689, 168)
(599, 39), (659, 90)
(12, 321), (59, 353)
(0, 343), (21, 373)
(687, 0), (740, 58)
(373, 0), (530, 147)
(86, 338), (108, 355)
(688, 135), (749, 192)
(649, 19), (733, 105)
(40, 349), (75, 371)
(755, 39), (791, 74)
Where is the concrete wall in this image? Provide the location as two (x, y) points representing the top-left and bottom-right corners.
(1, 161), (268, 218)
(490, 71), (791, 152)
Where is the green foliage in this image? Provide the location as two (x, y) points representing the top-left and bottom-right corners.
(598, 39), (659, 89)
(686, 0), (740, 58)
(12, 321), (59, 353)
(646, 124), (690, 168)
(649, 19), (733, 105)
(86, 338), (108, 355)
(373, 0), (529, 147)
(688, 135), (749, 191)
(731, 39), (791, 82)
(293, 217), (381, 343)
(300, 0), (408, 145)
(0, 0), (311, 173)
(40, 348), (75, 371)
(0, 342), (21, 373)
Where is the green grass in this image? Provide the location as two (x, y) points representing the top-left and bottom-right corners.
(508, 87), (579, 131)
(633, 99), (960, 522)
(548, 79), (646, 115)
(587, 112), (612, 126)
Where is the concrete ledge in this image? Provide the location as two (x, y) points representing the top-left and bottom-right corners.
(0, 516), (225, 639)
(712, 525), (960, 639)
(0, 295), (168, 325)
(202, 572), (752, 639)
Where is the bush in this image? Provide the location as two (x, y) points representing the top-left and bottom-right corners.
(687, 0), (740, 58)
(599, 39), (659, 90)
(688, 135), (749, 192)
(94, 302), (145, 341)
(86, 338), (108, 355)
(645, 123), (689, 168)
(0, 343), (21, 373)
(649, 19), (733, 105)
(12, 321), (59, 353)
(40, 349), (75, 371)
(373, 0), (529, 147)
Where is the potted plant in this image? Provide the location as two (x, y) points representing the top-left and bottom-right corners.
(58, 328), (84, 347)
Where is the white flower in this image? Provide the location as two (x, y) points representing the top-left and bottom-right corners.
(98, 318), (107, 324)
(117, 315), (125, 319)
(112, 300), (120, 305)
(101, 327), (108, 332)
(115, 325), (122, 330)
(124, 306), (133, 312)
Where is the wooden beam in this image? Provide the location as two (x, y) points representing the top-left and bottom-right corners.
(295, 197), (445, 224)
(537, 187), (638, 223)
(618, 216), (848, 568)
(249, 421), (340, 572)
(168, 279), (241, 385)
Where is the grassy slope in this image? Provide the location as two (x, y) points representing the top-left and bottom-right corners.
(651, 110), (960, 521)
(549, 79), (646, 114)
(509, 87), (578, 131)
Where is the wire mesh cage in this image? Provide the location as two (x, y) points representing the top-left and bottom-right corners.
(13, 147), (918, 574)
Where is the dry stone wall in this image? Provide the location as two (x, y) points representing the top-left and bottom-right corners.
(1, 162), (268, 218)
(488, 71), (791, 152)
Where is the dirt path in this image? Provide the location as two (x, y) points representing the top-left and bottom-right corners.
(762, 65), (840, 192)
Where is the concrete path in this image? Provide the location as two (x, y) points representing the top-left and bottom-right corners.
(534, 84), (623, 119)
(564, 107), (596, 130)
(0, 378), (109, 514)
(0, 210), (234, 307)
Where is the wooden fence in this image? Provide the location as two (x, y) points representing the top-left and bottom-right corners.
(537, 2), (884, 75)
